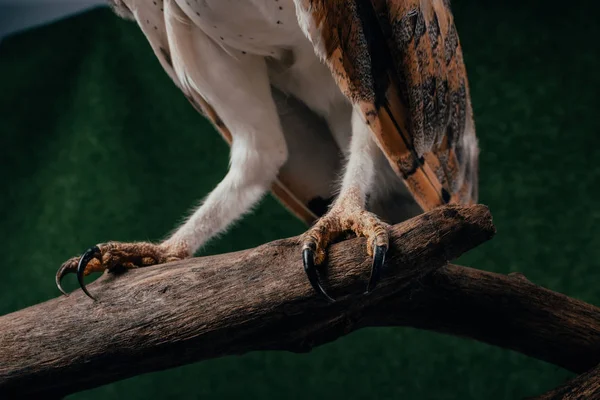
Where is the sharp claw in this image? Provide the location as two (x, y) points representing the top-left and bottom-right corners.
(302, 248), (335, 303)
(366, 244), (387, 294)
(77, 246), (102, 301)
(55, 263), (71, 297)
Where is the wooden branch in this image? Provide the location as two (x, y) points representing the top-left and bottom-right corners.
(534, 363), (600, 399)
(374, 265), (600, 374)
(0, 205), (598, 399)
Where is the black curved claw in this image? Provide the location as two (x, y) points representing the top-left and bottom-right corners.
(302, 248), (335, 303)
(366, 244), (388, 294)
(55, 264), (70, 297)
(77, 245), (102, 301)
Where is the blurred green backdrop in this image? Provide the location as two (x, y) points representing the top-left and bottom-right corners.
(1, 1), (599, 399)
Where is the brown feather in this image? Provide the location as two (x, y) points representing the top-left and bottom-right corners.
(298, 0), (478, 211)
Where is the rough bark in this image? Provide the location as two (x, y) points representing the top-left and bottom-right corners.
(0, 205), (598, 399)
(375, 265), (600, 374)
(533, 363), (600, 399)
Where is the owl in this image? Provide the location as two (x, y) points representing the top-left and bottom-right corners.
(57, 0), (478, 302)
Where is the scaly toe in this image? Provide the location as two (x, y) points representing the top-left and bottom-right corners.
(56, 242), (188, 300)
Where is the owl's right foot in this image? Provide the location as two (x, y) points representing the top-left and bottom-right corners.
(56, 241), (187, 300)
(301, 201), (390, 302)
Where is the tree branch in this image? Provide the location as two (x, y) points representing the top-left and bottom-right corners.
(0, 205), (598, 399)
(375, 265), (600, 374)
(534, 363), (600, 399)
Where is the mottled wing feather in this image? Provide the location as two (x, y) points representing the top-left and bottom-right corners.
(295, 0), (478, 211)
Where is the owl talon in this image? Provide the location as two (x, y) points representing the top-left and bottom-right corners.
(77, 246), (102, 300)
(302, 248), (335, 303)
(55, 245), (102, 299)
(55, 266), (71, 297)
(366, 244), (387, 294)
(56, 241), (186, 300)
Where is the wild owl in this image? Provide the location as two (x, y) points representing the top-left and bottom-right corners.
(56, 0), (478, 302)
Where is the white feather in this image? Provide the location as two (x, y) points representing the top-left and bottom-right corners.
(115, 0), (407, 255)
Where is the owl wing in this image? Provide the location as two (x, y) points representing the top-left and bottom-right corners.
(294, 0), (479, 210)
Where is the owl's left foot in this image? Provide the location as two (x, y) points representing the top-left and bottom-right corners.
(301, 203), (389, 302)
(56, 241), (187, 300)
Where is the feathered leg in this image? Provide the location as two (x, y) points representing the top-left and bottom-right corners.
(301, 109), (390, 301)
(56, 16), (288, 299)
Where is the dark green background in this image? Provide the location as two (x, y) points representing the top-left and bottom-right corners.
(1, 1), (598, 398)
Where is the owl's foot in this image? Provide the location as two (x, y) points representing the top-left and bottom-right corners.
(56, 241), (187, 300)
(301, 203), (389, 302)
